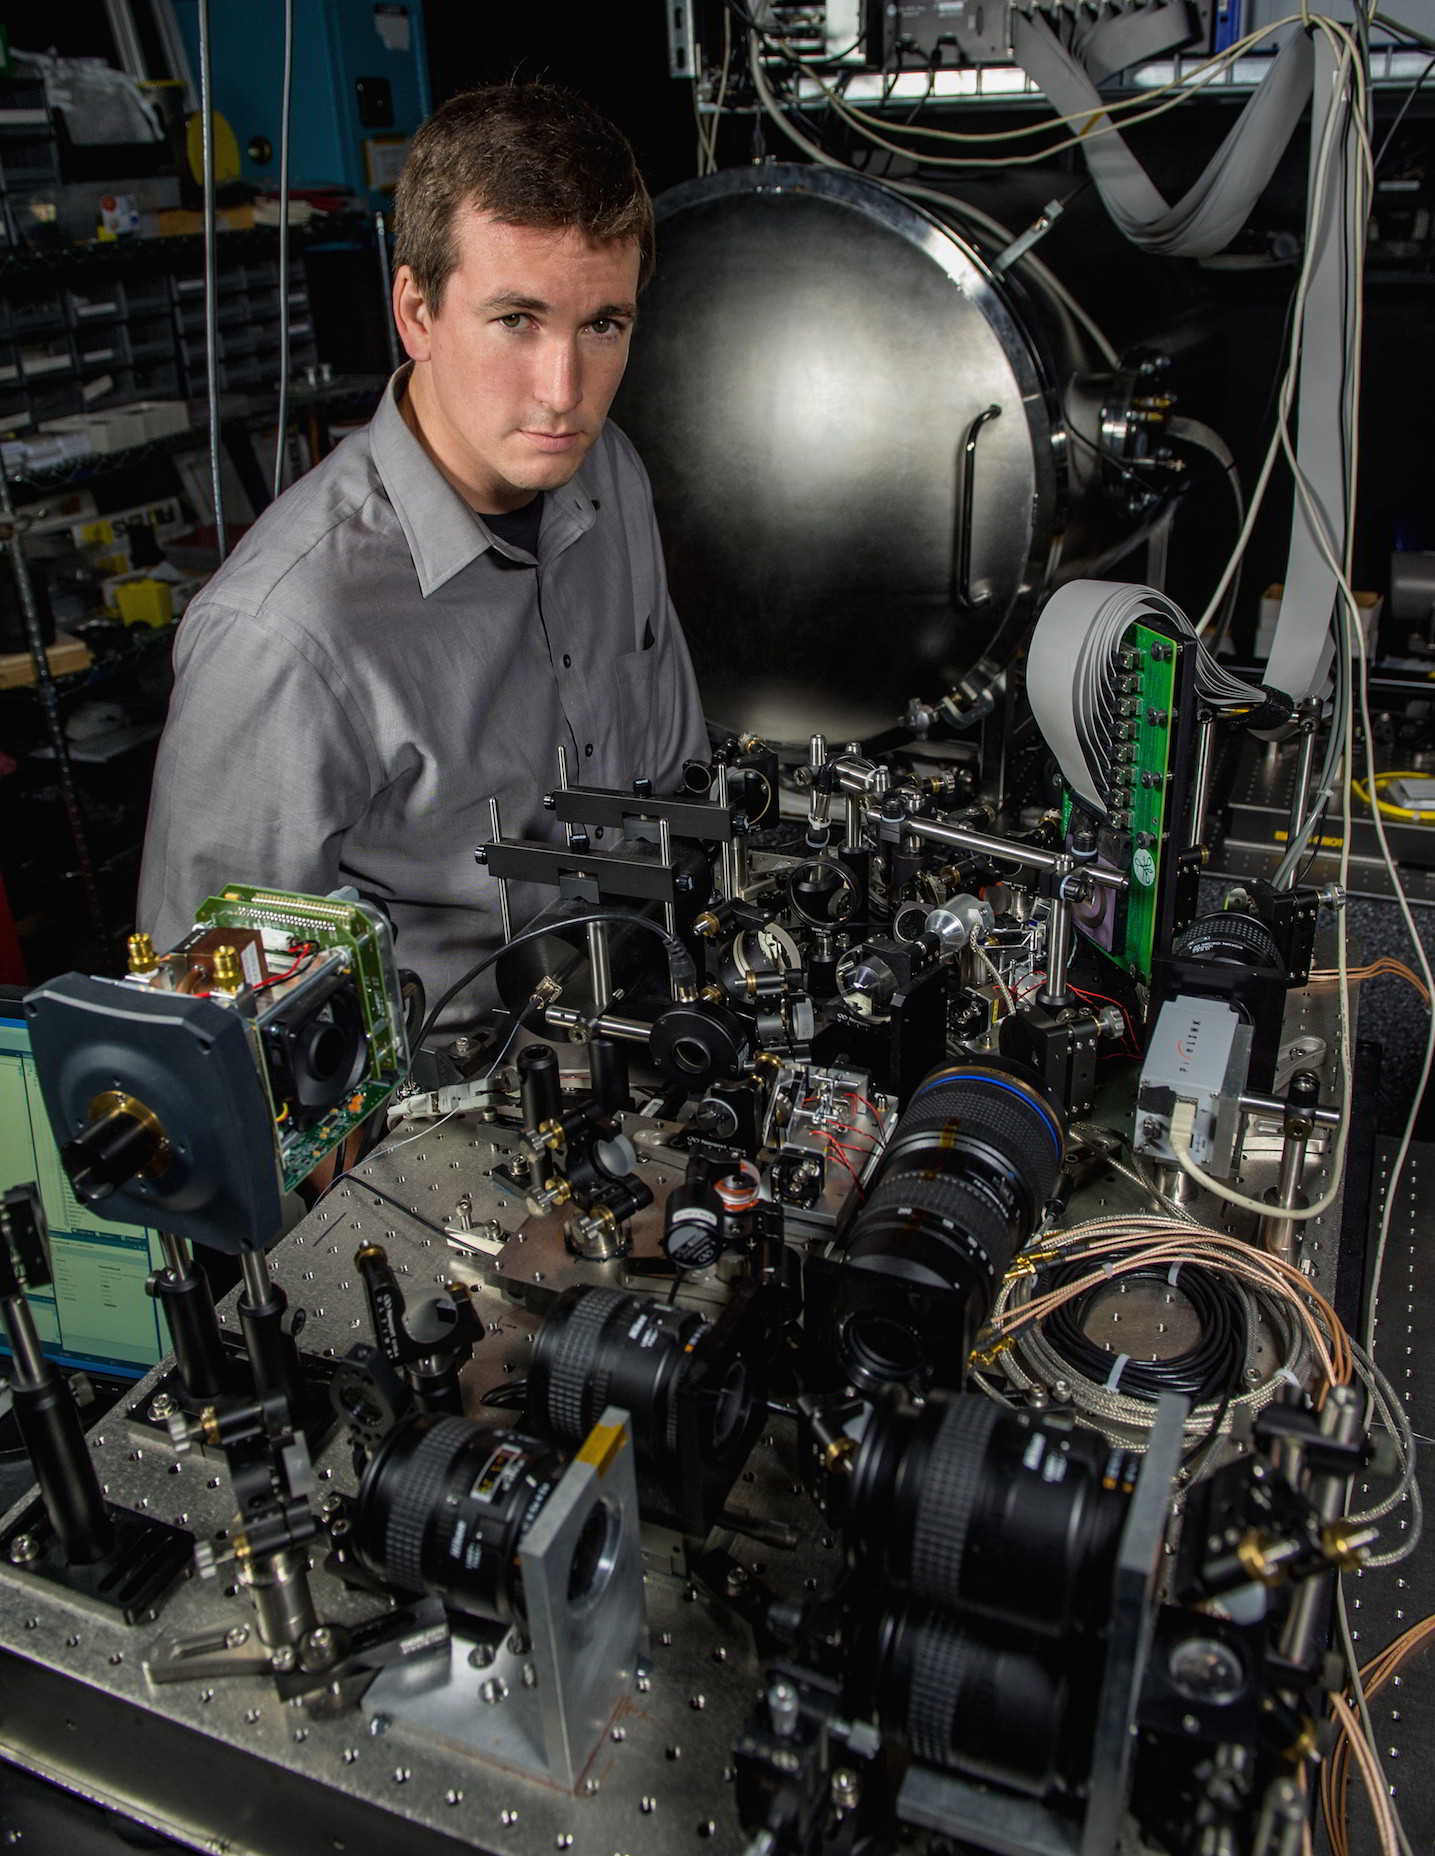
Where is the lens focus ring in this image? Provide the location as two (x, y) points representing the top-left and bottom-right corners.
(537, 1286), (627, 1441)
(381, 1414), (473, 1590)
(908, 1395), (1001, 1605)
(904, 1608), (985, 1768)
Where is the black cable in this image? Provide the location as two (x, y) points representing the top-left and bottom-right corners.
(398, 968), (426, 1045)
(1374, 54), (1435, 170)
(479, 1379), (529, 1410)
(310, 1172), (454, 1245)
(1039, 1258), (1247, 1403)
(411, 908), (689, 1066)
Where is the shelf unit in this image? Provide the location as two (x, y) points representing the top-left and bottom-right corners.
(0, 76), (59, 251)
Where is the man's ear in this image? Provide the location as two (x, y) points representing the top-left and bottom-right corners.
(393, 264), (434, 362)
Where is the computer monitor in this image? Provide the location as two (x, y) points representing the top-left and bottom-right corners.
(0, 990), (168, 1378)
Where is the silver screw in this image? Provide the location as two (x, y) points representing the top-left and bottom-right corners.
(225, 1625), (250, 1648)
(832, 1769), (861, 1811)
(149, 1392), (176, 1422)
(768, 1679), (800, 1736)
(271, 1645), (298, 1672)
(8, 1534), (38, 1566)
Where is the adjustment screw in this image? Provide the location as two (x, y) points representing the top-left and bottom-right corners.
(768, 1679), (800, 1736)
(225, 1625), (250, 1648)
(270, 1645), (298, 1672)
(9, 1534), (38, 1566)
(467, 1641), (496, 1670)
(148, 1392), (176, 1422)
(832, 1769), (861, 1812)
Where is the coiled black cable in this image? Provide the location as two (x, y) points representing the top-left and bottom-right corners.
(1039, 1259), (1247, 1404)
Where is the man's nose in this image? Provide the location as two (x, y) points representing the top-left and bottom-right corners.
(534, 338), (581, 416)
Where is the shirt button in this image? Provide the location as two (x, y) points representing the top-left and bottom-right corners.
(584, 743), (594, 757)
(562, 654), (572, 668)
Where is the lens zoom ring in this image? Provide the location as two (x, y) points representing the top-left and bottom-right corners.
(898, 1081), (1061, 1203)
(908, 1395), (1002, 1605)
(382, 1415), (473, 1591)
(539, 1287), (628, 1442)
(905, 1610), (980, 1767)
(857, 1169), (1014, 1286)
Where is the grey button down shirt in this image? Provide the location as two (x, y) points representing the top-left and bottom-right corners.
(138, 367), (707, 1032)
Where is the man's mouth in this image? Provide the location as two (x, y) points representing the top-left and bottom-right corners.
(519, 429), (584, 452)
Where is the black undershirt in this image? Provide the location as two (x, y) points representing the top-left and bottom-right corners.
(482, 493), (544, 558)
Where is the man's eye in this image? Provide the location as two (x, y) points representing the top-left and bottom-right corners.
(588, 318), (625, 337)
(497, 313), (527, 329)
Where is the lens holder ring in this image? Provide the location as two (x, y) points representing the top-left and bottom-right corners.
(907, 1395), (1002, 1605)
(379, 1413), (474, 1591)
(536, 1287), (628, 1442)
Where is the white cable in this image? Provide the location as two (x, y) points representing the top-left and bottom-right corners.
(889, 179), (1119, 365)
(698, 7), (734, 175)
(1170, 1093), (1351, 1219)
(768, 10), (1316, 153)
(1337, 1582), (1413, 1856)
(1253, 34), (1433, 1362)
(972, 941), (1016, 1019)
(273, 0), (294, 501)
(746, 40), (1119, 367)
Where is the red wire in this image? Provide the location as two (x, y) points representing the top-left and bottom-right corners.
(822, 1137), (866, 1200)
(253, 942), (316, 991)
(845, 1090), (889, 1129)
(1067, 982), (1139, 1055)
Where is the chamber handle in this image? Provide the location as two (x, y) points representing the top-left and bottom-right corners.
(956, 403), (1002, 611)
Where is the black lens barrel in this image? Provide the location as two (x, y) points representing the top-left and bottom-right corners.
(849, 1393), (1130, 1638)
(530, 1285), (739, 1468)
(833, 1062), (1063, 1389)
(874, 1602), (1075, 1797)
(352, 1412), (568, 1624)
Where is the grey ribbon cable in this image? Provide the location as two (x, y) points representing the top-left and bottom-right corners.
(1012, 16), (1364, 704)
(1010, 13), (1314, 258)
(1073, 0), (1203, 85)
(1265, 32), (1360, 704)
(1027, 581), (1264, 814)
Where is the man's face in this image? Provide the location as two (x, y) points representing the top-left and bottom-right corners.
(395, 209), (640, 513)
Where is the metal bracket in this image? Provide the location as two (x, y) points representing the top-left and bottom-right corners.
(360, 1407), (648, 1791)
(480, 838), (679, 906)
(547, 784), (737, 842)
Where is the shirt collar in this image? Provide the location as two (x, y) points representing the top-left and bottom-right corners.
(370, 365), (598, 597)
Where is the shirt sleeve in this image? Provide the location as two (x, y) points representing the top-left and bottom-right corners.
(137, 597), (377, 948)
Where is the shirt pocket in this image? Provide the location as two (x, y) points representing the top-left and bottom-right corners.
(602, 644), (661, 777)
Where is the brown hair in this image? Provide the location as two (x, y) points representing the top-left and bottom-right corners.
(394, 84), (655, 313)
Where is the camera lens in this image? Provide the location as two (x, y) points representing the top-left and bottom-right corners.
(351, 1412), (586, 1625)
(873, 1602), (1078, 1797)
(530, 1285), (755, 1477)
(848, 1393), (1131, 1638)
(832, 1062), (1063, 1388)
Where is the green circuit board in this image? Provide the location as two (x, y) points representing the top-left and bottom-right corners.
(1061, 621), (1180, 986)
(195, 885), (408, 1189)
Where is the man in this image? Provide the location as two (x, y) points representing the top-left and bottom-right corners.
(138, 85), (706, 1033)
